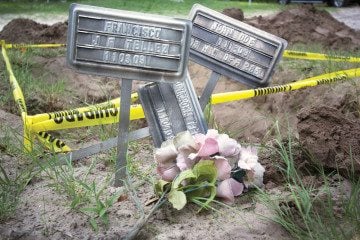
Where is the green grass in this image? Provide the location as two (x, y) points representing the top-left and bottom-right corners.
(282, 44), (360, 81)
(257, 123), (360, 240)
(0, 125), (37, 222)
(34, 154), (122, 230)
(0, 0), (281, 16)
(0, 163), (33, 222)
(1, 48), (69, 115)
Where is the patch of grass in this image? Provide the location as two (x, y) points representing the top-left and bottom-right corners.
(1, 48), (69, 115)
(35, 155), (122, 230)
(0, 138), (35, 223)
(258, 123), (360, 240)
(283, 44), (360, 80)
(0, 0), (282, 16)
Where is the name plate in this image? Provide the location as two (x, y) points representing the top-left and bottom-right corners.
(139, 75), (207, 147)
(67, 4), (191, 82)
(189, 4), (287, 87)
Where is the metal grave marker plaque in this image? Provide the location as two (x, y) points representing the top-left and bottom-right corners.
(67, 4), (192, 83)
(188, 4), (287, 87)
(139, 73), (207, 147)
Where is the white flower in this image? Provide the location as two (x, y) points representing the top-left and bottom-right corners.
(237, 146), (258, 170)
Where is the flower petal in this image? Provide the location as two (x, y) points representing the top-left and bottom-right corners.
(216, 178), (244, 204)
(176, 145), (198, 171)
(194, 133), (206, 145)
(244, 162), (265, 188)
(238, 160), (252, 170)
(154, 143), (177, 165)
(218, 134), (241, 157)
(206, 129), (219, 138)
(197, 138), (219, 157)
(238, 146), (258, 170)
(214, 156), (231, 180)
(173, 131), (197, 149)
(157, 165), (180, 181)
(230, 178), (244, 196)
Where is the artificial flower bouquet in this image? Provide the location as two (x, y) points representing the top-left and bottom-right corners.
(154, 129), (265, 210)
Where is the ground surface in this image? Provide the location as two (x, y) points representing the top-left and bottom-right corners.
(0, 5), (359, 240)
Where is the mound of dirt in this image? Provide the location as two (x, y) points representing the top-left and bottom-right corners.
(245, 5), (360, 50)
(223, 8), (244, 21)
(297, 105), (360, 176)
(0, 18), (67, 44)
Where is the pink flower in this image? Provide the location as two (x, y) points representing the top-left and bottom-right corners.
(216, 178), (244, 204)
(214, 156), (231, 181)
(217, 134), (241, 157)
(192, 130), (240, 159)
(194, 131), (219, 157)
(154, 141), (179, 181)
(244, 163), (265, 188)
(156, 165), (180, 182)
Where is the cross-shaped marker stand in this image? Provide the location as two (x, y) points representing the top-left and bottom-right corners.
(66, 4), (192, 186)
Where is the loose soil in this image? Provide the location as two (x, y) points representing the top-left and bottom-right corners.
(0, 18), (67, 44)
(244, 5), (360, 51)
(0, 5), (359, 240)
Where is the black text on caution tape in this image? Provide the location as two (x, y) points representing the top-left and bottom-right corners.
(53, 108), (119, 124)
(254, 85), (292, 97)
(38, 131), (66, 149)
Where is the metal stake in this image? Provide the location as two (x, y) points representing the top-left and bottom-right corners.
(114, 78), (133, 187)
(199, 71), (221, 111)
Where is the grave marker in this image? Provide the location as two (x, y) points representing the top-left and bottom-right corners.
(188, 4), (287, 109)
(67, 4), (191, 186)
(139, 73), (207, 147)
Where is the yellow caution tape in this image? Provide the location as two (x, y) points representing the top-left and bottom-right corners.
(1, 43), (27, 114)
(36, 131), (72, 152)
(5, 43), (66, 49)
(28, 104), (145, 132)
(28, 68), (360, 133)
(211, 68), (360, 104)
(28, 93), (139, 123)
(283, 50), (360, 63)
(2, 40), (360, 153)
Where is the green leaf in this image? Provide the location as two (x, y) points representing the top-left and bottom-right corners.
(168, 190), (187, 210)
(99, 208), (107, 218)
(80, 207), (98, 214)
(154, 179), (170, 195)
(196, 185), (217, 212)
(192, 160), (217, 184)
(89, 218), (99, 232)
(172, 169), (196, 189)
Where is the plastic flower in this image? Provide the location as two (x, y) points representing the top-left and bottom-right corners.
(217, 133), (241, 157)
(174, 131), (199, 171)
(237, 146), (258, 170)
(244, 162), (265, 188)
(154, 140), (179, 181)
(216, 178), (244, 204)
(194, 130), (219, 157)
(192, 129), (241, 159)
(213, 156), (231, 181)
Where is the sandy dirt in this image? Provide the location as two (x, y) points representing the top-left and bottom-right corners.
(0, 5), (359, 240)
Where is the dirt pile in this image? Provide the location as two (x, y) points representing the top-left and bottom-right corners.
(297, 105), (360, 176)
(244, 5), (360, 50)
(223, 8), (244, 21)
(0, 18), (67, 44)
